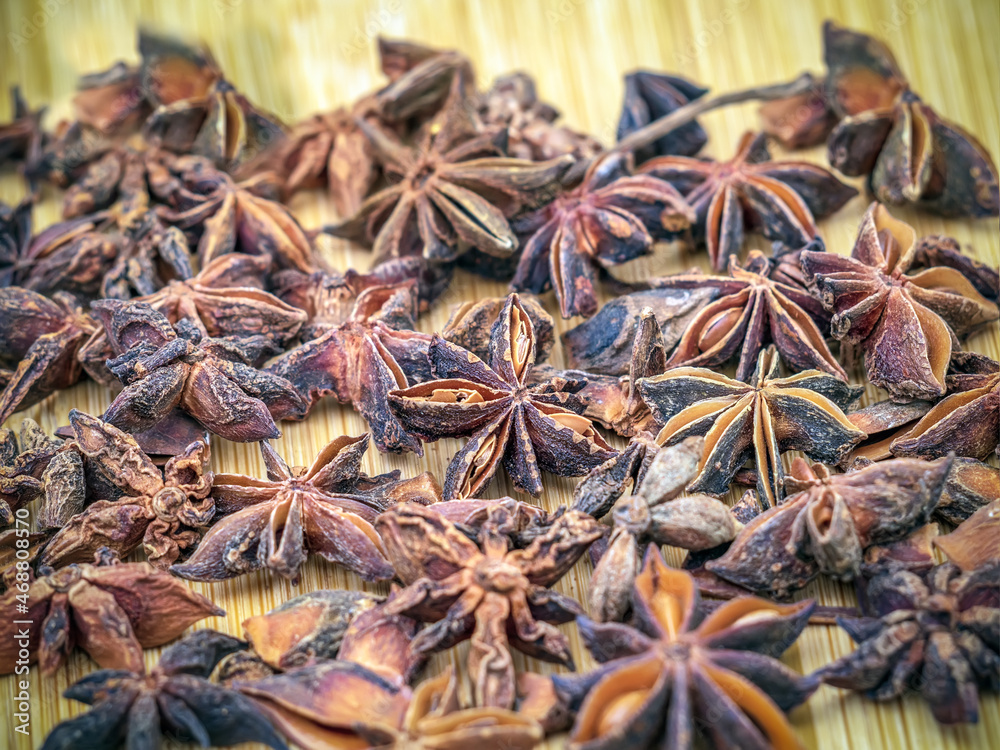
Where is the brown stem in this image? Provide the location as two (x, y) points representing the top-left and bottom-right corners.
(612, 72), (819, 156)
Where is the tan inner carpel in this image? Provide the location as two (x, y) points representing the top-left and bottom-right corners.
(426, 388), (486, 404)
(698, 306), (746, 352)
(873, 204), (917, 268)
(700, 662), (803, 750)
(509, 302), (533, 382)
(904, 385), (990, 439)
(747, 173), (816, 237)
(635, 556), (695, 640)
(571, 656), (663, 741)
(911, 300), (953, 389)
(656, 395), (745, 448)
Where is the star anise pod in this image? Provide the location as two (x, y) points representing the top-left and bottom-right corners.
(440, 293), (556, 365)
(478, 72), (603, 171)
(0, 195), (33, 286)
(0, 288), (97, 425)
(138, 30), (286, 171)
(0, 86), (45, 169)
(911, 235), (999, 304)
(0, 419), (65, 526)
(96, 300), (306, 442)
(375, 37), (475, 124)
(0, 547), (222, 676)
(817, 560), (999, 724)
(802, 203), (999, 400)
(79, 252), (300, 384)
(559, 549), (816, 750)
(639, 131), (857, 271)
(171, 435), (441, 584)
(707, 456), (952, 599)
(823, 22), (999, 218)
(640, 346), (865, 507)
(649, 249), (845, 382)
(758, 76), (839, 149)
(39, 411), (214, 570)
(511, 152), (694, 319)
(617, 70), (708, 162)
(935, 498), (1000, 572)
(376, 502), (601, 708)
(389, 294), (616, 499)
(39, 629), (287, 750)
(329, 78), (573, 265)
(586, 437), (743, 623)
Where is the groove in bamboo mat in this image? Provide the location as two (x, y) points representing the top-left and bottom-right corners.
(1, 1), (998, 749)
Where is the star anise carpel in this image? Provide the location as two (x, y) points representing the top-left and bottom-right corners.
(0, 547), (222, 676)
(510, 151), (694, 318)
(638, 130), (857, 271)
(561, 549), (817, 750)
(171, 435), (441, 584)
(649, 249), (846, 382)
(39, 410), (213, 570)
(0, 86), (45, 173)
(617, 70), (709, 162)
(328, 79), (574, 265)
(96, 299), (307, 442)
(802, 202), (999, 401)
(0, 419), (65, 526)
(639, 346), (865, 507)
(389, 294), (616, 499)
(376, 502), (601, 708)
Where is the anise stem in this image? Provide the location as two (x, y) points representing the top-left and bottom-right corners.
(612, 72), (820, 156)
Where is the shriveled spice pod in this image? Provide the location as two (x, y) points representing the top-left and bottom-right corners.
(559, 549), (816, 750)
(802, 203), (999, 401)
(617, 70), (709, 162)
(707, 456), (953, 599)
(0, 419), (66, 526)
(39, 630), (286, 750)
(171, 435), (440, 584)
(817, 560), (1000, 725)
(0, 547), (222, 676)
(934, 500), (1000, 571)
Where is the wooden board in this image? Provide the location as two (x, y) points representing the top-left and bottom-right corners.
(1, 0), (998, 748)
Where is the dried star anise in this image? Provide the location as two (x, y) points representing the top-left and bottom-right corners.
(329, 78), (573, 264)
(817, 560), (999, 724)
(559, 550), (816, 750)
(171, 435), (440, 584)
(586, 437), (743, 623)
(707, 456), (952, 599)
(511, 152), (694, 319)
(154, 156), (317, 272)
(0, 86), (45, 169)
(759, 76), (839, 149)
(376, 502), (602, 708)
(1, 195), (33, 286)
(39, 630), (287, 750)
(478, 72), (603, 170)
(0, 288), (97, 425)
(639, 131), (857, 271)
(96, 300), (306, 442)
(441, 293), (555, 365)
(802, 203), (999, 401)
(375, 36), (475, 124)
(0, 547), (222, 676)
(639, 346), (865, 507)
(561, 285), (719, 375)
(389, 294), (616, 499)
(822, 22), (999, 218)
(39, 411), (213, 570)
(912, 235), (1000, 304)
(617, 70), (708, 162)
(649, 249), (845, 382)
(0, 419), (64, 525)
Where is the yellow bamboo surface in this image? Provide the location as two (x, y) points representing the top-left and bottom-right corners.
(1, 1), (998, 748)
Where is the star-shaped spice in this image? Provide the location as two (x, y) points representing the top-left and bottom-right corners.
(802, 203), (999, 401)
(707, 456), (952, 599)
(97, 300), (306, 442)
(39, 630), (287, 750)
(389, 294), (616, 499)
(155, 155), (316, 272)
(374, 36), (475, 123)
(639, 131), (857, 271)
(0, 419), (65, 526)
(329, 79), (573, 264)
(616, 70), (708, 162)
(0, 196), (33, 286)
(560, 549), (816, 750)
(511, 152), (694, 319)
(822, 22), (999, 218)
(650, 249), (845, 382)
(0, 86), (45, 168)
(586, 437), (743, 623)
(639, 346), (865, 507)
(171, 435), (441, 584)
(0, 288), (97, 426)
(0, 548), (222, 676)
(39, 411), (214, 570)
(818, 560), (999, 725)
(376, 502), (601, 708)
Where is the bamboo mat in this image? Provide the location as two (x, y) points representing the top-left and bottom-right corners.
(1, 1), (998, 748)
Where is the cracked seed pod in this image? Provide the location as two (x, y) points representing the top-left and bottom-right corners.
(934, 500), (1000, 572)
